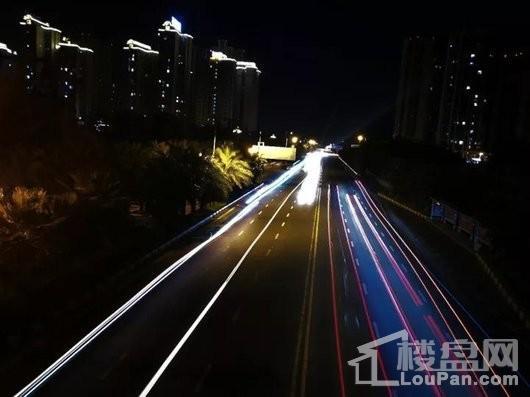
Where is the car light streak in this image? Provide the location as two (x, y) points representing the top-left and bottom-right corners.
(352, 194), (423, 307)
(15, 169), (301, 396)
(335, 186), (392, 397)
(296, 152), (327, 205)
(245, 159), (305, 205)
(346, 193), (443, 397)
(326, 185), (347, 397)
(139, 180), (304, 396)
(14, 198), (260, 397)
(354, 180), (496, 396)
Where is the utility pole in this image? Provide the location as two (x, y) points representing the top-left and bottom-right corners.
(211, 125), (217, 157)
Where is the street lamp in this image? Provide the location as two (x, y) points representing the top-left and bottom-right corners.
(233, 127), (242, 134)
(291, 136), (299, 144)
(308, 139), (317, 146)
(357, 134), (365, 143)
(270, 134), (277, 139)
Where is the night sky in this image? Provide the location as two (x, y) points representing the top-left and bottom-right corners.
(2, 1), (527, 141)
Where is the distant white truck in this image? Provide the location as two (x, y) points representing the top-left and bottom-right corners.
(249, 142), (297, 161)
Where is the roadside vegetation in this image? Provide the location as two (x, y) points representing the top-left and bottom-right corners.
(0, 74), (262, 368)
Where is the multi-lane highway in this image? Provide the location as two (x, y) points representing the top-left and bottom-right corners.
(13, 154), (522, 396)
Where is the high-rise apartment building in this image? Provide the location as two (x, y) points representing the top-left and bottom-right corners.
(157, 17), (193, 117)
(122, 39), (159, 118)
(19, 14), (61, 95)
(56, 38), (95, 123)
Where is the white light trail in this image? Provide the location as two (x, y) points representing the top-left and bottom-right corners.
(296, 152), (327, 205)
(15, 166), (304, 396)
(139, 180), (304, 396)
(245, 159), (305, 205)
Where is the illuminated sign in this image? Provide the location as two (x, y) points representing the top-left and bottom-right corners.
(249, 145), (296, 161)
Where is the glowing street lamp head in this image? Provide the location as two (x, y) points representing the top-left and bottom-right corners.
(357, 134), (365, 143)
(291, 136), (299, 144)
(308, 139), (317, 146)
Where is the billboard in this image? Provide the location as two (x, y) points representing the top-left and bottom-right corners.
(249, 144), (296, 161)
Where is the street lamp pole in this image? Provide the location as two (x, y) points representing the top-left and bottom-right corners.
(211, 125), (217, 157)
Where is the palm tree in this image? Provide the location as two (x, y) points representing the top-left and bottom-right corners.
(212, 146), (254, 189)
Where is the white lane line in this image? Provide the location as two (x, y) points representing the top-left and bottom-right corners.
(250, 219), (255, 224)
(266, 248), (272, 256)
(258, 210), (263, 215)
(275, 233), (280, 240)
(13, 197), (262, 397)
(281, 222), (286, 227)
(139, 181), (303, 397)
(238, 230), (244, 237)
(355, 258), (360, 267)
(286, 213), (290, 218)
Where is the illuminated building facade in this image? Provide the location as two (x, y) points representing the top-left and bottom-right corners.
(435, 33), (499, 155)
(122, 39), (159, 117)
(0, 42), (17, 74)
(209, 51), (237, 129)
(235, 61), (260, 133)
(56, 38), (95, 123)
(19, 14), (61, 95)
(157, 17), (193, 117)
(394, 32), (530, 159)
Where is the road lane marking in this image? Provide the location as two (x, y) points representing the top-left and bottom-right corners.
(266, 248), (272, 256)
(139, 180), (304, 397)
(286, 212), (290, 218)
(281, 221), (285, 227)
(14, 170), (306, 397)
(274, 233), (279, 240)
(298, 187), (321, 397)
(354, 180), (502, 395)
(250, 219), (255, 224)
(238, 230), (244, 237)
(291, 187), (321, 397)
(325, 185), (347, 397)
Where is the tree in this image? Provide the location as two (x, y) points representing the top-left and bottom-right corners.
(212, 146), (254, 189)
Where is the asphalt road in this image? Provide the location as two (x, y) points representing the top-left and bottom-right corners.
(13, 155), (523, 397)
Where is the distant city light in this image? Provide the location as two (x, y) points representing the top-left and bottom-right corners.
(291, 136), (299, 144)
